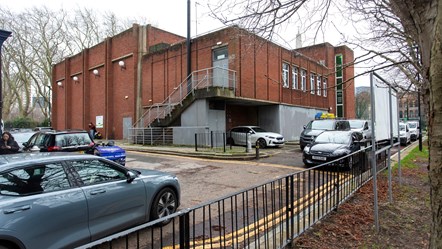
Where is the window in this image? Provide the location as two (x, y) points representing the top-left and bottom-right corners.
(0, 163), (70, 196)
(317, 75), (322, 95)
(323, 78), (328, 97)
(70, 159), (126, 186)
(301, 69), (307, 92)
(282, 62), (290, 88)
(310, 73), (316, 94)
(292, 66), (299, 89)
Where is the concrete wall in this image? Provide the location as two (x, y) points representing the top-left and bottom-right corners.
(257, 105), (323, 141)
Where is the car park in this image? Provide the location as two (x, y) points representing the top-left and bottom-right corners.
(299, 119), (351, 150)
(227, 126), (285, 148)
(0, 153), (180, 249)
(348, 119), (372, 140)
(407, 121), (419, 141)
(302, 130), (363, 169)
(21, 130), (126, 165)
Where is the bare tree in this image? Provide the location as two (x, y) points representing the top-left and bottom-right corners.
(209, 0), (441, 247)
(0, 6), (139, 123)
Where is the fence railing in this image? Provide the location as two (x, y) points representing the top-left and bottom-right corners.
(133, 67), (236, 128)
(128, 127), (173, 145)
(77, 145), (393, 249)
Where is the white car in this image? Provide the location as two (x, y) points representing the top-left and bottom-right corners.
(396, 122), (411, 145)
(407, 121), (419, 141)
(348, 119), (372, 140)
(227, 126), (285, 148)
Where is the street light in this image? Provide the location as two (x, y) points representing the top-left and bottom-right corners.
(0, 29), (12, 134)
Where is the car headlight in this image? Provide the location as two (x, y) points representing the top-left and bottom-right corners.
(332, 149), (349, 156)
(303, 146), (310, 154)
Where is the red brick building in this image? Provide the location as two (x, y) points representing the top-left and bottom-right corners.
(52, 24), (355, 142)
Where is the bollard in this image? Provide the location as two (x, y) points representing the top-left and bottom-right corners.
(246, 133), (252, 153)
(255, 141), (260, 159)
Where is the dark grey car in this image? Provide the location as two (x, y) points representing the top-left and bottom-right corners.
(299, 119), (351, 150)
(0, 153), (180, 249)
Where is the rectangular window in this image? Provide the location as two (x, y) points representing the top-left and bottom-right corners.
(301, 69), (307, 92)
(310, 73), (315, 94)
(323, 78), (327, 97)
(282, 62), (289, 88)
(292, 66), (298, 89)
(317, 75), (322, 95)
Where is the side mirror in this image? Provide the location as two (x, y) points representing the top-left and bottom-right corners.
(303, 125), (306, 129)
(126, 171), (137, 183)
(22, 142), (29, 147)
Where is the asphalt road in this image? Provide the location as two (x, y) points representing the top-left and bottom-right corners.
(125, 144), (305, 209)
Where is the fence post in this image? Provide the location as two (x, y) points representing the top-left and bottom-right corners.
(210, 131), (214, 148)
(223, 133), (226, 153)
(335, 166), (340, 212)
(255, 140), (260, 159)
(195, 133), (198, 151)
(179, 213), (190, 249)
(246, 133), (252, 152)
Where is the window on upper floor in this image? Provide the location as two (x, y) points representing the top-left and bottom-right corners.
(310, 73), (316, 94)
(317, 75), (322, 95)
(301, 69), (307, 92)
(323, 78), (328, 97)
(292, 66), (299, 90)
(282, 62), (290, 88)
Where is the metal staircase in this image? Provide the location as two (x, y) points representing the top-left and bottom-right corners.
(133, 67), (236, 128)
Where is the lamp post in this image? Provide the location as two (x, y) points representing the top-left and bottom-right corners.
(0, 29), (12, 134)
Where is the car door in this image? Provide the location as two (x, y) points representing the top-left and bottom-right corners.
(0, 162), (89, 249)
(69, 159), (147, 240)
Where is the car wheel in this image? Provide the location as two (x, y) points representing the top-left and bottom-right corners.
(0, 242), (16, 249)
(257, 138), (267, 148)
(227, 137), (235, 146)
(150, 187), (178, 226)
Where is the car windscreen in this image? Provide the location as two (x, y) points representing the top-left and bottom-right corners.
(308, 120), (335, 130)
(399, 124), (406, 131)
(349, 120), (364, 129)
(408, 122), (417, 128)
(315, 132), (351, 144)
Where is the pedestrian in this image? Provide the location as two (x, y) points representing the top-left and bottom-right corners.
(0, 131), (20, 154)
(88, 122), (97, 140)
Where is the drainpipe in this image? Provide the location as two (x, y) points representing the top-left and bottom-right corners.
(187, 0), (192, 92)
(0, 29), (12, 133)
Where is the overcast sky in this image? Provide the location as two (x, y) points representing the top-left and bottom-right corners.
(1, 0), (224, 38)
(1, 0), (369, 86)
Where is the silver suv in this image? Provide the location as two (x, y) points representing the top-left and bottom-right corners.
(0, 153), (180, 249)
(299, 119), (351, 150)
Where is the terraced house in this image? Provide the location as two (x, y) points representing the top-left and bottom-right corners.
(52, 24), (355, 143)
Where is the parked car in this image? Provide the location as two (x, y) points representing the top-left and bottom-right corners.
(299, 119), (351, 150)
(407, 121), (419, 141)
(9, 131), (36, 152)
(348, 119), (371, 140)
(302, 130), (363, 169)
(227, 126), (285, 148)
(0, 153), (180, 249)
(395, 122), (411, 145)
(21, 130), (126, 165)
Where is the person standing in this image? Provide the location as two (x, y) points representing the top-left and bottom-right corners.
(88, 122), (97, 140)
(0, 131), (19, 154)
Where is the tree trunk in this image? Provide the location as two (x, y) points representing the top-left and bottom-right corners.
(429, 1), (442, 247)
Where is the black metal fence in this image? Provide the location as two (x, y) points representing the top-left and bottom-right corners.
(194, 131), (228, 152)
(77, 146), (390, 249)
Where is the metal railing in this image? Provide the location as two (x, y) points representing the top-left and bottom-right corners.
(133, 67), (236, 128)
(77, 145), (393, 249)
(128, 127), (173, 145)
(194, 131), (227, 153)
